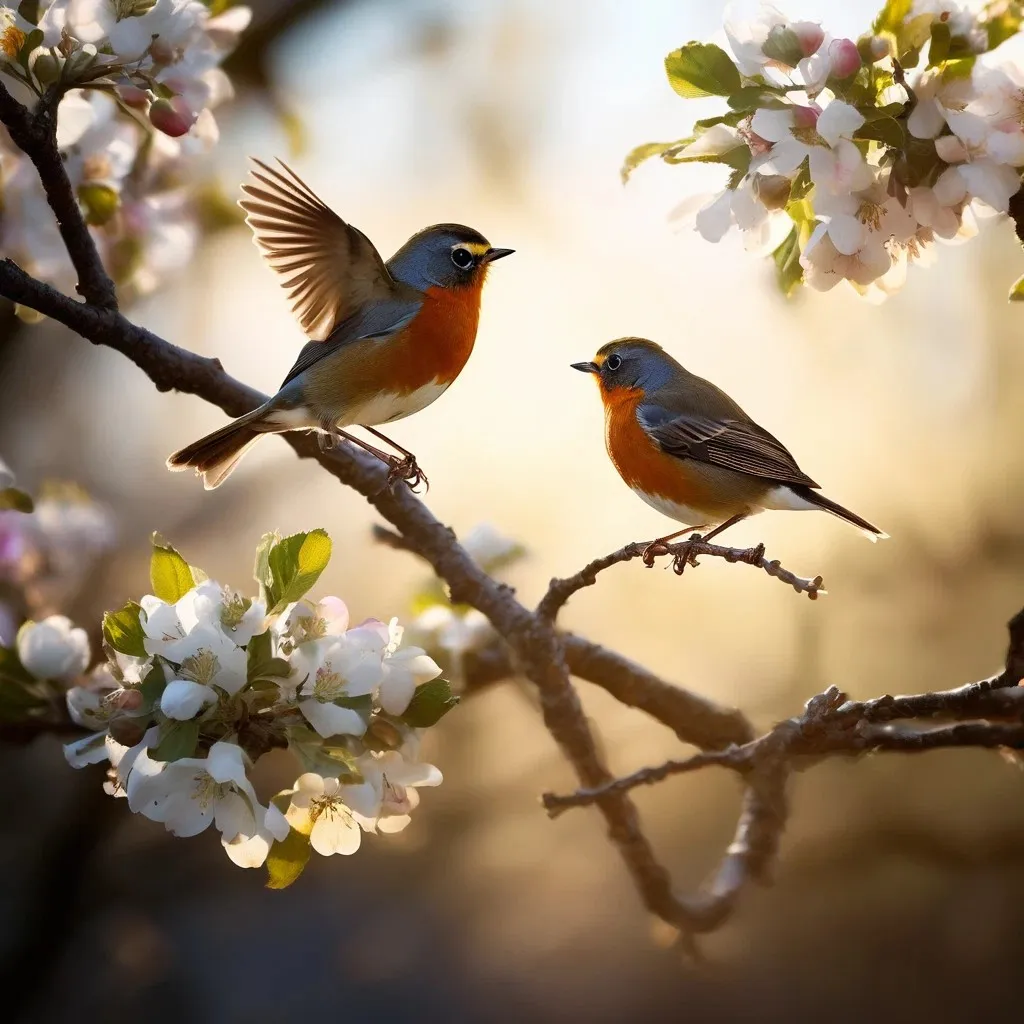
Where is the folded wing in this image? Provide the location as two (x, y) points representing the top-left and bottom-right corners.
(239, 158), (410, 341)
(638, 404), (820, 488)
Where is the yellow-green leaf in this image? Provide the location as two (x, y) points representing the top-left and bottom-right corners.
(873, 0), (912, 36)
(1008, 273), (1024, 301)
(150, 533), (195, 603)
(266, 828), (311, 889)
(402, 678), (460, 728)
(665, 42), (741, 99)
(772, 227), (803, 299)
(265, 529), (333, 614)
(78, 184), (120, 227)
(0, 487), (33, 512)
(621, 141), (686, 183)
(103, 601), (147, 658)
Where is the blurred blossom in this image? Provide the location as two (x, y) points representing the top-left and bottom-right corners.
(635, 1), (1024, 299)
(17, 614), (89, 680)
(0, 481), (114, 616)
(0, 0), (250, 311)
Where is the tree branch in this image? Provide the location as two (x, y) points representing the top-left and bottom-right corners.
(0, 82), (118, 310)
(537, 537), (824, 622)
(543, 626), (1024, 816)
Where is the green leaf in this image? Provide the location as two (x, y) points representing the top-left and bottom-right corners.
(17, 1), (41, 25)
(854, 117), (905, 149)
(760, 26), (802, 66)
(899, 14), (935, 58)
(16, 29), (42, 72)
(772, 228), (803, 299)
(1008, 273), (1024, 302)
(788, 159), (812, 204)
(941, 55), (976, 80)
(103, 601), (147, 658)
(253, 531), (278, 601)
(265, 828), (311, 889)
(402, 678), (460, 728)
(693, 110), (745, 132)
(152, 718), (200, 762)
(265, 530), (332, 614)
(78, 183), (120, 227)
(987, 6), (1023, 50)
(873, 0), (912, 35)
(246, 630), (292, 683)
(665, 42), (741, 99)
(859, 101), (907, 121)
(927, 21), (951, 67)
(150, 533), (195, 603)
(0, 487), (33, 512)
(727, 86), (786, 112)
(138, 661), (167, 709)
(621, 140), (686, 183)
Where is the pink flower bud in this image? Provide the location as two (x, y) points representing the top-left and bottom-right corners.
(792, 105), (820, 129)
(117, 84), (149, 109)
(148, 97), (196, 138)
(829, 38), (862, 79)
(792, 21), (825, 57)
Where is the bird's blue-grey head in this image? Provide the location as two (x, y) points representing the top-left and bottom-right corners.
(571, 338), (679, 393)
(387, 224), (513, 291)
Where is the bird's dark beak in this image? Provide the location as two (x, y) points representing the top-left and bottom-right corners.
(571, 361), (600, 374)
(482, 247), (514, 263)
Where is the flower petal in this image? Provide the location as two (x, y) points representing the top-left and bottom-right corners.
(160, 679), (216, 720)
(310, 806), (362, 856)
(300, 699), (368, 738)
(816, 101), (864, 147)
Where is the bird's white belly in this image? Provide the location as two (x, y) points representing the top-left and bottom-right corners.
(631, 488), (715, 528)
(339, 379), (450, 427)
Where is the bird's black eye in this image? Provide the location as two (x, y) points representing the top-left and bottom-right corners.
(605, 354), (622, 371)
(451, 247), (473, 269)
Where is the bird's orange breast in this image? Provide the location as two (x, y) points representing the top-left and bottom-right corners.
(603, 387), (726, 512)
(385, 282), (483, 394)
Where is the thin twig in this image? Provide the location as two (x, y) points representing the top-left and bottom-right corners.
(538, 536), (824, 622)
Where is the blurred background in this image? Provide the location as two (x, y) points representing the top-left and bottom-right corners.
(4, 0), (1024, 1020)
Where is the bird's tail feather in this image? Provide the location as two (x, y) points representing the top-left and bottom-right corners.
(790, 485), (887, 541)
(166, 407), (269, 490)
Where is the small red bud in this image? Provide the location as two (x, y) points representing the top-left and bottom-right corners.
(829, 38), (862, 79)
(148, 97), (196, 138)
(792, 21), (825, 57)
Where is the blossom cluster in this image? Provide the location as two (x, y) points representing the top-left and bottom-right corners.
(626, 0), (1024, 300)
(0, 1), (250, 309)
(2, 528), (454, 886)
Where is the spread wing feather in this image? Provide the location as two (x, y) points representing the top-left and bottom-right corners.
(638, 405), (820, 488)
(239, 158), (409, 342)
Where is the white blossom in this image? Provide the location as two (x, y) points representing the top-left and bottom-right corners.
(379, 619), (442, 716)
(17, 615), (89, 680)
(127, 741), (262, 843)
(283, 772), (373, 856)
(352, 749), (444, 835)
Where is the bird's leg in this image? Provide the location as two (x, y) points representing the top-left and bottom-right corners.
(642, 525), (708, 567)
(363, 426), (429, 493)
(693, 513), (748, 545)
(317, 418), (400, 468)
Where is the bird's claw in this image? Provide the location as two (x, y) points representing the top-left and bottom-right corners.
(642, 533), (704, 569)
(387, 454), (429, 493)
(641, 541), (669, 567)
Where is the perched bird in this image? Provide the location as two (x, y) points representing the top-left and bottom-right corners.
(167, 159), (513, 489)
(572, 338), (885, 552)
